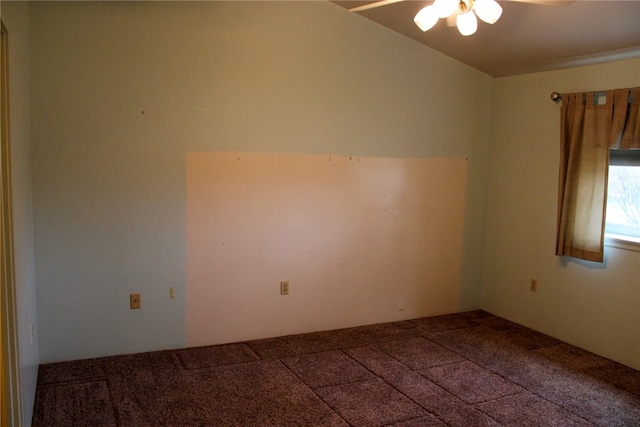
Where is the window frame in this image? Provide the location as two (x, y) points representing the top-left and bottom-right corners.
(604, 149), (640, 252)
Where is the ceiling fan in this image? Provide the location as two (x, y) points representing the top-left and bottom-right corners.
(348, 0), (573, 36)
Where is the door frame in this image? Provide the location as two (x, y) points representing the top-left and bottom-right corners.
(1, 19), (23, 427)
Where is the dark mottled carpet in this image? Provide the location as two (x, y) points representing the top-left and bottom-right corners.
(32, 311), (640, 426)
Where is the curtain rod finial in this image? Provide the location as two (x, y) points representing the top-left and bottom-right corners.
(551, 92), (562, 103)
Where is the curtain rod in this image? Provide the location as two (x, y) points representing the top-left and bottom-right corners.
(550, 91), (607, 104)
(551, 88), (637, 104)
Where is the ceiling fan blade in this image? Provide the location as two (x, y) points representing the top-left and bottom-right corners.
(348, 0), (405, 13)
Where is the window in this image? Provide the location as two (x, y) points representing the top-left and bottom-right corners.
(605, 149), (640, 247)
(555, 88), (639, 262)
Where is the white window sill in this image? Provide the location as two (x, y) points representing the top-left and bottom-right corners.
(605, 234), (640, 252)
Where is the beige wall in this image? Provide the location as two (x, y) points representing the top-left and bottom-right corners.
(22, 0), (640, 374)
(1, 1), (39, 424)
(484, 59), (640, 370)
(30, 1), (493, 362)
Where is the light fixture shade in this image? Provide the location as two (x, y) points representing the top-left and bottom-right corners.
(414, 5), (439, 32)
(457, 11), (478, 36)
(474, 0), (503, 24)
(433, 0), (459, 19)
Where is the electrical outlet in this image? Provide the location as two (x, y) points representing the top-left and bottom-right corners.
(398, 298), (405, 311)
(170, 287), (174, 300)
(280, 281), (289, 295)
(530, 279), (538, 292)
(130, 293), (141, 309)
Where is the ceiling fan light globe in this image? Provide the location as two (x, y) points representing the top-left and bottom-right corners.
(434, 0), (459, 18)
(457, 10), (478, 36)
(474, 0), (503, 24)
(414, 5), (440, 31)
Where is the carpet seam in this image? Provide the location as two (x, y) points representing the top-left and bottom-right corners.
(275, 357), (354, 427)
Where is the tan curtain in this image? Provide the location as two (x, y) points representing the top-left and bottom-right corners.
(556, 87), (640, 262)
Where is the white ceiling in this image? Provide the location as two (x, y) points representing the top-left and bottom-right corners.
(331, 0), (640, 77)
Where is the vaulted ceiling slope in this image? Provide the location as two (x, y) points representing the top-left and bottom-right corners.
(331, 0), (640, 77)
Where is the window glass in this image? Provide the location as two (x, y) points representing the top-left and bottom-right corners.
(606, 150), (640, 243)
